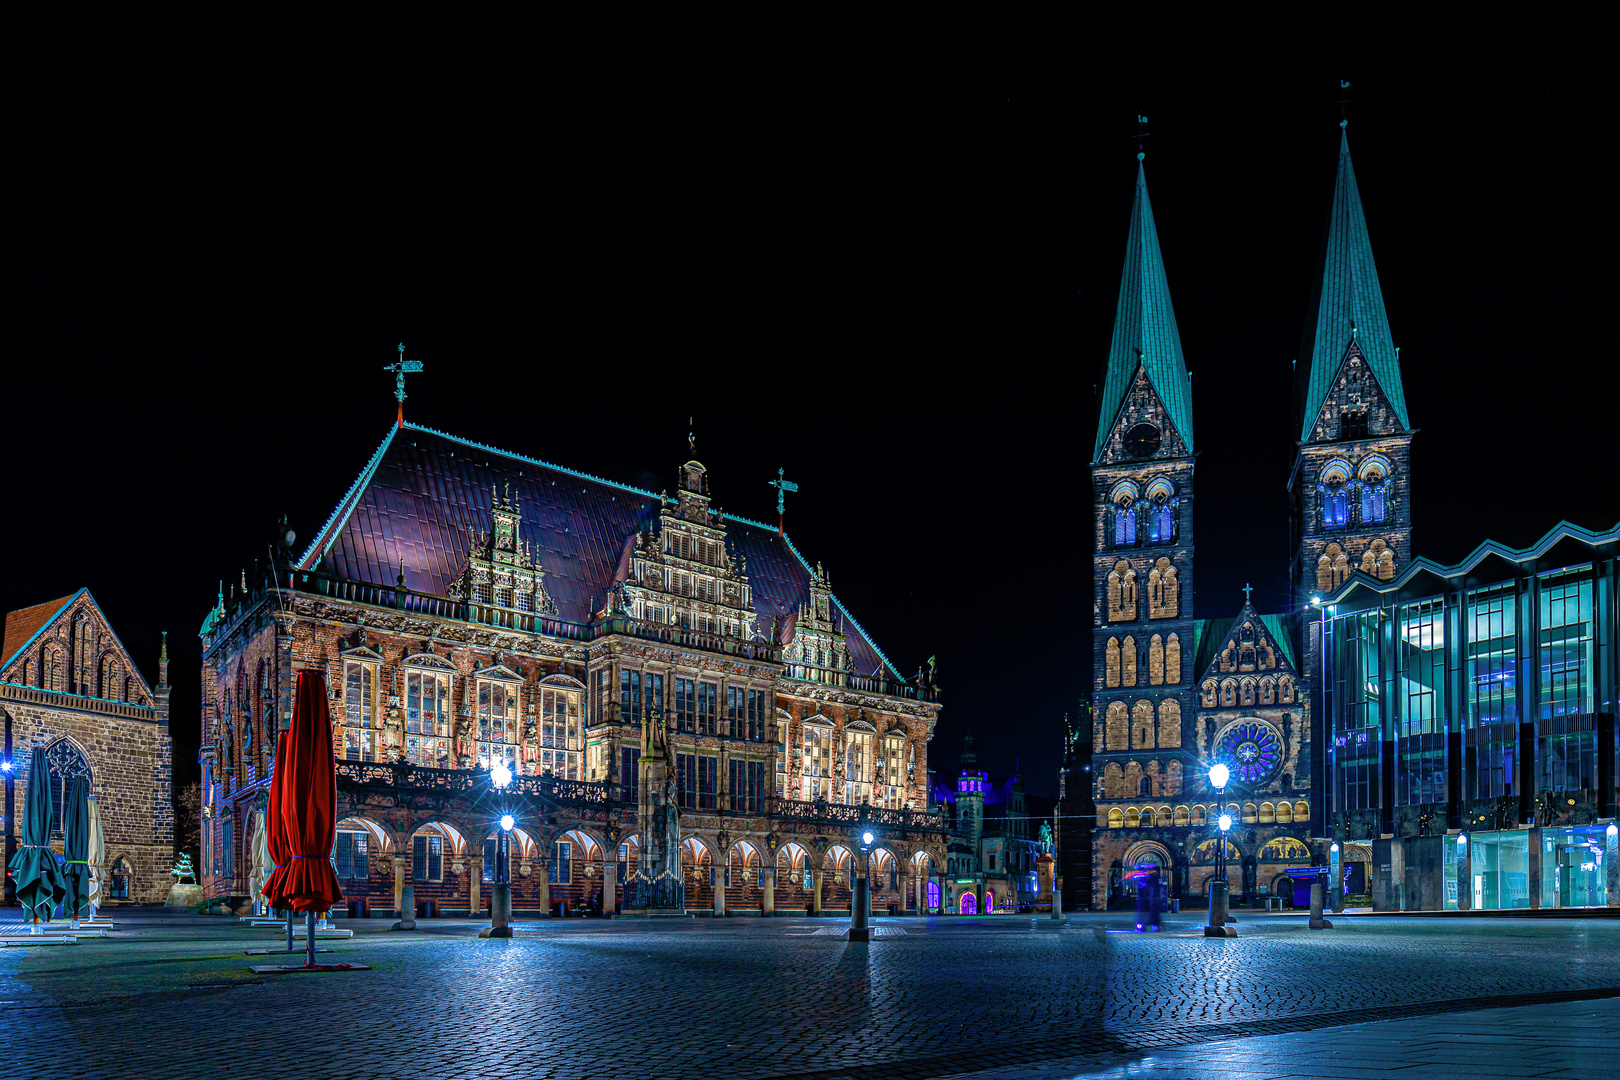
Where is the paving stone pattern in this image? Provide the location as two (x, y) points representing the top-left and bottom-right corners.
(3, 910), (1618, 1080)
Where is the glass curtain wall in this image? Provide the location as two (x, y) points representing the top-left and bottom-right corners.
(1465, 586), (1518, 799)
(1331, 610), (1385, 814)
(1397, 599), (1447, 806)
(1467, 831), (1531, 910)
(1541, 826), (1608, 908)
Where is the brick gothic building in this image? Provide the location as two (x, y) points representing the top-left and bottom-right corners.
(1089, 128), (1412, 907)
(199, 428), (947, 917)
(2, 590), (173, 904)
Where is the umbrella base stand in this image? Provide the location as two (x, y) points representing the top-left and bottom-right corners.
(244, 947), (336, 956)
(248, 962), (371, 974)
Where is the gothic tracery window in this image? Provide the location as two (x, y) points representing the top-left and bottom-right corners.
(1148, 558), (1179, 618)
(1107, 561), (1138, 623)
(1110, 482), (1138, 548)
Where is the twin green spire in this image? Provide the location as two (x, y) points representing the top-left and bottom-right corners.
(1092, 160), (1194, 464)
(1295, 126), (1409, 440)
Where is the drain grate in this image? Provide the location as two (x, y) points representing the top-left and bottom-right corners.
(754, 985), (1620, 1080)
(807, 926), (905, 938)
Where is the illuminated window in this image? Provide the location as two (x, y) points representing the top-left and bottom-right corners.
(802, 722), (833, 800)
(476, 677), (520, 772)
(538, 683), (583, 780)
(343, 657), (380, 762)
(845, 726), (875, 805)
(403, 663), (452, 768)
(411, 833), (444, 883)
(332, 830), (369, 881)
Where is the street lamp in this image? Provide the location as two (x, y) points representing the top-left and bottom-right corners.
(851, 829), (875, 941)
(1204, 763), (1237, 938)
(482, 763), (515, 938)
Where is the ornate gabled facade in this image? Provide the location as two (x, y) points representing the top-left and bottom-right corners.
(198, 423), (948, 920)
(1, 589), (171, 904)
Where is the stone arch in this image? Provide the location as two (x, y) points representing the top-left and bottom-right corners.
(1124, 807), (1140, 827)
(1219, 678), (1238, 708)
(1148, 635), (1165, 685)
(1165, 633), (1181, 684)
(1165, 760), (1183, 795)
(1276, 801), (1294, 824)
(1105, 702), (1128, 751)
(1157, 699), (1182, 748)
(1121, 636), (1138, 687)
(1239, 677), (1257, 706)
(1122, 839), (1173, 869)
(1278, 675), (1295, 703)
(43, 736), (93, 837)
(1124, 760), (1145, 798)
(109, 854), (134, 901)
(1105, 637), (1121, 687)
(335, 815), (395, 855)
(1200, 678), (1218, 707)
(1107, 807), (1124, 828)
(1318, 542), (1352, 592)
(1259, 676), (1277, 705)
(1131, 700), (1155, 749)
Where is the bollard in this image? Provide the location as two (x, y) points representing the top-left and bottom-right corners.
(393, 886), (417, 930)
(479, 882), (513, 938)
(1204, 880), (1237, 937)
(848, 873), (871, 941)
(1309, 881), (1334, 929)
(1050, 888), (1065, 922)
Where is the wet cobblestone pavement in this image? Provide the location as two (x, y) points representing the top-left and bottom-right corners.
(4, 909), (1619, 1079)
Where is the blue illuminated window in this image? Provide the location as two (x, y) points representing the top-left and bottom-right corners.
(1361, 481), (1386, 524)
(1322, 484), (1349, 529)
(1114, 505), (1137, 547)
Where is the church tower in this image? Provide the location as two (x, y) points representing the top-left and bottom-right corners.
(1290, 123), (1414, 840)
(1089, 154), (1199, 907)
(1290, 123), (1414, 606)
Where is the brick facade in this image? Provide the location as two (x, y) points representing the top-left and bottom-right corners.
(2, 590), (172, 905)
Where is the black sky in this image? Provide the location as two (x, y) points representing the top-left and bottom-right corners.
(8, 14), (1616, 798)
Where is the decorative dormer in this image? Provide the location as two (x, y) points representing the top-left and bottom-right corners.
(787, 562), (851, 679)
(618, 455), (756, 640)
(448, 483), (557, 615)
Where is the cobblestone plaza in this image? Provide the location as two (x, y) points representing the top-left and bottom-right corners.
(5, 911), (1619, 1079)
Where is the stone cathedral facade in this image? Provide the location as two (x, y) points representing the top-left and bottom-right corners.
(1089, 127), (1414, 908)
(198, 427), (951, 919)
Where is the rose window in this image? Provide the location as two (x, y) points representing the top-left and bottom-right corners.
(1215, 722), (1282, 786)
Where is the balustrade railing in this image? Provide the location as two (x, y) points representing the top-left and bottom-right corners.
(335, 760), (610, 804)
(767, 796), (944, 831)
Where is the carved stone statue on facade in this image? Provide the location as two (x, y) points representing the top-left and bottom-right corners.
(382, 702), (405, 762)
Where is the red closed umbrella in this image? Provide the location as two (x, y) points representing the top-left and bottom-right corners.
(258, 670), (344, 968)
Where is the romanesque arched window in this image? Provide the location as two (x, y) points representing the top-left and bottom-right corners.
(1165, 633), (1182, 685)
(1317, 543), (1351, 593)
(1121, 636), (1137, 687)
(1360, 538), (1396, 581)
(1148, 635), (1164, 685)
(1148, 558), (1179, 619)
(1358, 455), (1391, 525)
(1319, 459), (1352, 531)
(1259, 676), (1276, 705)
(1105, 637), (1121, 688)
(1165, 760), (1183, 795)
(1219, 678), (1238, 708)
(1110, 482), (1139, 548)
(1105, 702), (1129, 752)
(100, 656), (120, 699)
(1240, 678), (1257, 706)
(1201, 678), (1218, 708)
(1102, 761), (1124, 799)
(1157, 700), (1182, 748)
(1131, 700), (1155, 750)
(1107, 561), (1138, 622)
(1107, 808), (1123, 828)
(1279, 675), (1295, 703)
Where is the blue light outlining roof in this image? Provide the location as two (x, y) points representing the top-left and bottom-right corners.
(1297, 127), (1410, 441)
(1093, 162), (1194, 464)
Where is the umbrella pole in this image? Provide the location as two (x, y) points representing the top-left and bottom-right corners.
(305, 910), (316, 967)
(286, 907), (294, 952)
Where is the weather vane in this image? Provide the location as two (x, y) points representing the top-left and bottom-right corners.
(384, 343), (423, 427)
(688, 416), (695, 456)
(768, 467), (798, 535)
(1134, 113), (1150, 161)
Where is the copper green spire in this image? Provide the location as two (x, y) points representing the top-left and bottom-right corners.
(1296, 124), (1410, 441)
(1092, 160), (1194, 463)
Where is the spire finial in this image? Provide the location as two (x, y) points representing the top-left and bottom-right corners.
(384, 343), (424, 427)
(1243, 582), (1254, 604)
(1134, 113), (1150, 161)
(1338, 79), (1352, 129)
(688, 416), (695, 455)
(768, 467), (798, 534)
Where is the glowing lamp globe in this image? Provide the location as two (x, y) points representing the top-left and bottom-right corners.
(862, 831), (874, 846)
(1609, 824), (1619, 838)
(500, 814), (514, 832)
(1208, 763), (1230, 790)
(1330, 842), (1340, 853)
(0, 760), (11, 772)
(1218, 814), (1233, 832)
(1457, 833), (1468, 847)
(490, 761), (513, 789)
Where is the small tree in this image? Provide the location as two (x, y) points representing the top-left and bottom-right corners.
(173, 781), (201, 862)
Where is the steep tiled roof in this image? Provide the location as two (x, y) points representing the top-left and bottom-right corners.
(1297, 127), (1410, 441)
(1092, 161), (1194, 463)
(2, 592), (79, 671)
(1257, 614), (1299, 671)
(296, 423), (905, 681)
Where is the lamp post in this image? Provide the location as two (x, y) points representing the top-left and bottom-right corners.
(1204, 763), (1236, 938)
(850, 829), (874, 941)
(481, 762), (515, 938)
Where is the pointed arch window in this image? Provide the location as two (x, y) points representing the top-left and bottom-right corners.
(1319, 460), (1352, 531)
(1165, 633), (1182, 685)
(1121, 636), (1137, 688)
(1144, 478), (1177, 544)
(1358, 455), (1391, 525)
(44, 739), (92, 839)
(1148, 635), (1165, 685)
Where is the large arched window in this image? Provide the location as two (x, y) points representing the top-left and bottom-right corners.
(1359, 455), (1391, 525)
(926, 879), (940, 909)
(1110, 482), (1139, 548)
(44, 739), (92, 838)
(1145, 478), (1177, 544)
(1319, 460), (1351, 530)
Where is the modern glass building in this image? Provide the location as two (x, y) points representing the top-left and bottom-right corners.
(1314, 521), (1619, 910)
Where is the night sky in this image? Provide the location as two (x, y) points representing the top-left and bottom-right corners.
(9, 17), (1615, 798)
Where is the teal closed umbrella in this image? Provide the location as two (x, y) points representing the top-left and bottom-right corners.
(62, 775), (91, 927)
(8, 746), (67, 931)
